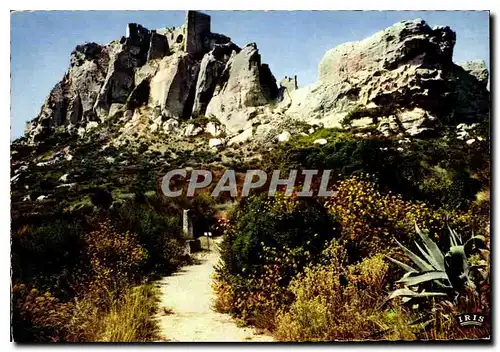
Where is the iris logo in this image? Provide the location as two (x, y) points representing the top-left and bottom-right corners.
(455, 313), (487, 327)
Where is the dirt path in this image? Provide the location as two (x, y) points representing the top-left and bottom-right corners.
(155, 239), (274, 342)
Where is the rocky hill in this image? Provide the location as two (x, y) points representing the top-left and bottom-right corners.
(23, 12), (488, 145)
(11, 11), (490, 217)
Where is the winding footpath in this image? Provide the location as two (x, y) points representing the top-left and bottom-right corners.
(155, 239), (274, 342)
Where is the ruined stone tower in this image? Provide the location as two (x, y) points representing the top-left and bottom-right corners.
(185, 10), (211, 56)
(280, 75), (298, 91)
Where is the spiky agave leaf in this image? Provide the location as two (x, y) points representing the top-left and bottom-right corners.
(389, 288), (447, 300)
(394, 239), (433, 272)
(464, 235), (487, 256)
(385, 256), (415, 273)
(396, 271), (449, 286)
(414, 241), (441, 271)
(415, 222), (445, 270)
(447, 224), (462, 247)
(388, 223), (486, 307)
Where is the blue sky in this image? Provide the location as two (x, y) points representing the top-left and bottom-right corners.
(10, 10), (490, 139)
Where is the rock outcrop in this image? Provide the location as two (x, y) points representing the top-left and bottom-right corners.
(192, 42), (240, 117)
(205, 43), (278, 133)
(283, 19), (489, 136)
(461, 60), (489, 88)
(26, 42), (109, 140)
(25, 15), (489, 143)
(25, 11), (239, 141)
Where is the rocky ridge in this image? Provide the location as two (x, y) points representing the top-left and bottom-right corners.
(24, 13), (489, 146)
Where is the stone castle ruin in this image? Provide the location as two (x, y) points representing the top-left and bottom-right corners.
(25, 14), (489, 142)
(155, 11), (228, 57)
(26, 10), (281, 141)
(278, 75), (298, 101)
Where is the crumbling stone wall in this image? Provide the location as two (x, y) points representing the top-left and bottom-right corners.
(147, 31), (169, 60)
(159, 26), (186, 52)
(278, 75), (298, 101)
(185, 10), (211, 56)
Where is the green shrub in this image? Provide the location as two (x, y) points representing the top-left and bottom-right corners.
(111, 201), (186, 275)
(263, 134), (487, 210)
(214, 193), (340, 329)
(219, 193), (339, 277)
(11, 220), (84, 295)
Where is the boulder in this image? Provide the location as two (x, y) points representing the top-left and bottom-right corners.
(277, 131), (291, 142)
(313, 138), (327, 145)
(205, 121), (224, 137)
(163, 118), (179, 133)
(228, 128), (253, 145)
(208, 138), (224, 148)
(183, 123), (203, 137)
(59, 174), (69, 182)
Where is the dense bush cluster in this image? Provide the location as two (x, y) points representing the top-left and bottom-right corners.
(10, 196), (192, 342)
(213, 175), (490, 341)
(324, 175), (480, 260)
(214, 194), (339, 329)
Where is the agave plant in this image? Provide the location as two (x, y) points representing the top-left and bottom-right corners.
(387, 222), (488, 307)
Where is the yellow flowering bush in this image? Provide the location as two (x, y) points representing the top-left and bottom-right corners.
(324, 175), (477, 258)
(82, 222), (148, 304)
(275, 241), (416, 341)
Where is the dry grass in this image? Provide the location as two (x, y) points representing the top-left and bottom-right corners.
(69, 284), (160, 342)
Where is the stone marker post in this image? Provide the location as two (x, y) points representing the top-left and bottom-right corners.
(182, 209), (194, 240)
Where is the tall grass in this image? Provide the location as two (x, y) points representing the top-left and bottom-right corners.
(69, 284), (160, 342)
(99, 284), (160, 342)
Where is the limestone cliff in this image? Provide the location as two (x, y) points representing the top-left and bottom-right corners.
(25, 11), (277, 142)
(24, 14), (489, 144)
(283, 19), (489, 137)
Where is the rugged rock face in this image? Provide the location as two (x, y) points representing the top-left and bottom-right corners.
(148, 52), (200, 119)
(24, 15), (489, 143)
(25, 11), (278, 142)
(26, 43), (109, 140)
(205, 43), (278, 133)
(284, 19), (489, 136)
(461, 60), (489, 88)
(192, 42), (240, 117)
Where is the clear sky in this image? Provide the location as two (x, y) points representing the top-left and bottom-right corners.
(10, 10), (490, 139)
